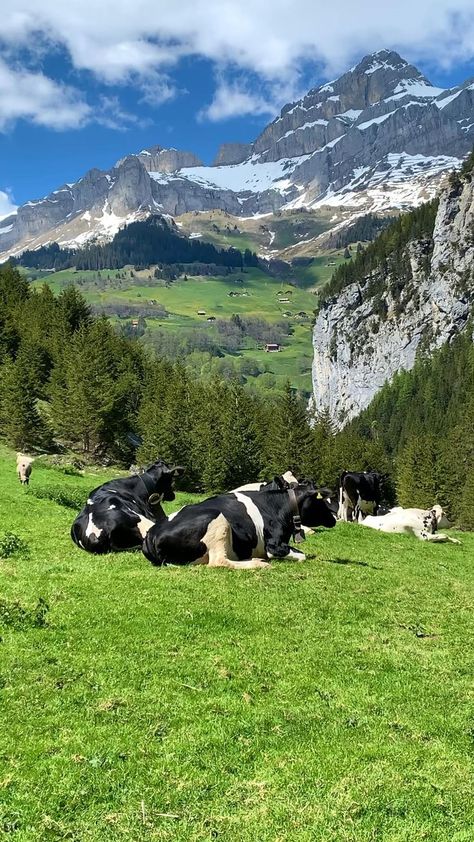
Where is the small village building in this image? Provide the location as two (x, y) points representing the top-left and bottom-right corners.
(197, 310), (206, 315)
(265, 343), (281, 353)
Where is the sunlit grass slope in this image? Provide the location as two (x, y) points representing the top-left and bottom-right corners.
(1, 446), (474, 840)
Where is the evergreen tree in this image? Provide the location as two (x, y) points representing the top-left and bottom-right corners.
(262, 383), (316, 478)
(396, 434), (439, 508)
(459, 469), (474, 530)
(0, 356), (50, 450)
(48, 319), (139, 453)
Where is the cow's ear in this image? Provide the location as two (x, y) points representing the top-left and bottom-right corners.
(170, 465), (185, 476)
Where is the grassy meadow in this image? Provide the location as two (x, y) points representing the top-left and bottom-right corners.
(1, 445), (474, 840)
(30, 268), (320, 394)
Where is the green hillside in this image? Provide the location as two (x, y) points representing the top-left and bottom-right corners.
(1, 446), (473, 841)
(30, 267), (319, 394)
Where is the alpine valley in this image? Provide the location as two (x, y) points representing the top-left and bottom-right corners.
(1, 49), (474, 422)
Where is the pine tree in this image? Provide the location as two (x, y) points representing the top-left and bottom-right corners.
(459, 468), (474, 529)
(262, 383), (316, 478)
(48, 319), (136, 453)
(396, 434), (439, 508)
(0, 356), (50, 450)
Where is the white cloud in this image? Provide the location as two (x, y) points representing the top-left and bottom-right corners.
(199, 82), (276, 122)
(95, 96), (150, 130)
(1, 0), (474, 124)
(0, 58), (91, 130)
(0, 188), (17, 220)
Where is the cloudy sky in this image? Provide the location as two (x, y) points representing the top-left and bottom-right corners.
(1, 0), (474, 213)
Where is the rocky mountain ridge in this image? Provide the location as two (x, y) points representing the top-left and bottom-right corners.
(312, 158), (474, 426)
(1, 49), (473, 261)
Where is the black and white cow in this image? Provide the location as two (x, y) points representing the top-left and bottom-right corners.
(142, 482), (336, 569)
(71, 460), (183, 554)
(338, 470), (384, 522)
(361, 504), (461, 543)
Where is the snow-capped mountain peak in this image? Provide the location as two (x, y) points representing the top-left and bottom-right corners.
(1, 50), (473, 261)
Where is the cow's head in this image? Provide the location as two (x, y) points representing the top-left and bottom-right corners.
(431, 505), (453, 529)
(144, 460), (184, 502)
(297, 488), (337, 529)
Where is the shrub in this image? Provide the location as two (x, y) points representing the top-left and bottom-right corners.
(27, 485), (86, 510)
(0, 597), (49, 629)
(0, 531), (29, 559)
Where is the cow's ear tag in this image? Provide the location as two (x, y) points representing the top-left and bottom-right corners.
(149, 493), (162, 505)
(316, 492), (322, 499)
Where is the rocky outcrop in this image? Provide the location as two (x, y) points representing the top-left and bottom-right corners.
(212, 143), (251, 166)
(133, 145), (203, 172)
(312, 168), (474, 426)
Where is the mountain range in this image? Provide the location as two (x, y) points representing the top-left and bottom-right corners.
(1, 49), (473, 261)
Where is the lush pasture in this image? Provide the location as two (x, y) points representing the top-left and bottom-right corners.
(1, 447), (474, 840)
(32, 268), (318, 393)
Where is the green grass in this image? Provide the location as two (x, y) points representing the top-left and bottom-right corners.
(293, 254), (347, 289)
(33, 268), (318, 393)
(2, 445), (474, 840)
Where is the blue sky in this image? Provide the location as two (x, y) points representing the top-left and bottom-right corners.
(1, 0), (473, 214)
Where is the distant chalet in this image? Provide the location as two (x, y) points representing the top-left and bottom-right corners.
(265, 343), (281, 353)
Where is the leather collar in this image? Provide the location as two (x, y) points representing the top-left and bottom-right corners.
(287, 486), (305, 544)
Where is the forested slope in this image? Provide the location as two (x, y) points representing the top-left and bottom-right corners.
(0, 264), (316, 493)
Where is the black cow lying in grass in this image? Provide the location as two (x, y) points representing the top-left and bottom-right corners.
(143, 481), (336, 569)
(71, 460), (183, 554)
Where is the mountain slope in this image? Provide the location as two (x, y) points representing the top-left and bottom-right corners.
(312, 152), (474, 426)
(1, 50), (473, 261)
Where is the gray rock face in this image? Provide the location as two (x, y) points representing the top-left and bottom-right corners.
(311, 171), (474, 426)
(133, 145), (203, 172)
(212, 143), (251, 166)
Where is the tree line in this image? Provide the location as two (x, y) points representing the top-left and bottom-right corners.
(325, 212), (394, 250)
(12, 216), (260, 272)
(319, 199), (439, 304)
(0, 264), (324, 492)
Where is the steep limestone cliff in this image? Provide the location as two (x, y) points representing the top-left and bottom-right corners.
(312, 165), (474, 425)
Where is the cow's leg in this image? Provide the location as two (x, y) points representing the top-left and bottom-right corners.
(202, 514), (270, 569)
(338, 490), (353, 521)
(226, 558), (271, 569)
(422, 533), (462, 544)
(206, 522), (270, 570)
(337, 485), (344, 520)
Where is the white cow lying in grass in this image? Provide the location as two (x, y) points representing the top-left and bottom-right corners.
(360, 504), (461, 543)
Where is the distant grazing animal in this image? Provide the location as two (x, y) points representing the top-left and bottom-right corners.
(17, 453), (33, 486)
(338, 470), (384, 521)
(71, 460), (184, 554)
(361, 505), (461, 543)
(142, 482), (336, 569)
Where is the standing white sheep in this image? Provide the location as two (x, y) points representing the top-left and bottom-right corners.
(16, 453), (33, 486)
